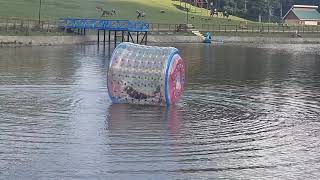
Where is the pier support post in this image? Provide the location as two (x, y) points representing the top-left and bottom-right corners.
(127, 31), (130, 42)
(140, 32), (148, 45)
(128, 32), (134, 43)
(97, 30), (100, 45)
(108, 30), (111, 47)
(114, 31), (117, 47)
(145, 32), (148, 45)
(103, 30), (106, 46)
(136, 32), (139, 44)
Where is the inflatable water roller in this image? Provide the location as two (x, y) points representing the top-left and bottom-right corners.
(107, 42), (185, 106)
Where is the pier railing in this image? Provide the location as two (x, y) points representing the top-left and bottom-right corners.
(58, 18), (149, 32)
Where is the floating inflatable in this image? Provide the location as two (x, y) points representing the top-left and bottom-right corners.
(107, 42), (185, 106)
(203, 32), (212, 43)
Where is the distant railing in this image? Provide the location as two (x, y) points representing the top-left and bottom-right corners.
(149, 23), (181, 32)
(0, 17), (58, 35)
(1, 16), (320, 35)
(200, 24), (320, 34)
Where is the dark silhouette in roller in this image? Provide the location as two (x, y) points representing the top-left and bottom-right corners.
(124, 86), (160, 100)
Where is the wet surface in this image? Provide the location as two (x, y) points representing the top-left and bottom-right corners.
(0, 43), (320, 179)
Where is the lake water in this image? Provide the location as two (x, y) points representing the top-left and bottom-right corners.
(0, 43), (319, 179)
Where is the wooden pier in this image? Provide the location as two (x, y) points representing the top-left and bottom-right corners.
(58, 18), (149, 47)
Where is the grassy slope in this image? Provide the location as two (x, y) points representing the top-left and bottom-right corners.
(0, 0), (249, 27)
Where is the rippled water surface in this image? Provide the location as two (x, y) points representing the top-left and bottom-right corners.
(0, 43), (320, 179)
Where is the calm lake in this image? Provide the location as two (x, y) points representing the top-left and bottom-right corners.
(0, 43), (319, 179)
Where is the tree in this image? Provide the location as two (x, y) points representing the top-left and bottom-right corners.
(247, 0), (270, 22)
(188, 0), (320, 22)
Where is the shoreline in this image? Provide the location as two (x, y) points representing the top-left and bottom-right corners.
(1, 35), (320, 47)
(0, 35), (203, 47)
(214, 36), (320, 44)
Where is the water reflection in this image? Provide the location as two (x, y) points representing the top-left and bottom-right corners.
(108, 104), (183, 136)
(106, 104), (183, 178)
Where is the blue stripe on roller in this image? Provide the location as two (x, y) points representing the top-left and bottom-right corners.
(164, 48), (179, 106)
(107, 42), (128, 103)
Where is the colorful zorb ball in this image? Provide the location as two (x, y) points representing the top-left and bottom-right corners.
(107, 42), (185, 106)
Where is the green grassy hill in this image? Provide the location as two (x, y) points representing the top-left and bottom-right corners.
(0, 0), (249, 27)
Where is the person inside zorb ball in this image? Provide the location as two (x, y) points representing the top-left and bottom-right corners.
(107, 42), (185, 106)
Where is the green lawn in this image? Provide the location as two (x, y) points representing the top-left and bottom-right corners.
(0, 0), (249, 27)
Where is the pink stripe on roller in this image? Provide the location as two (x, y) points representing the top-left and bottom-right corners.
(168, 55), (185, 104)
